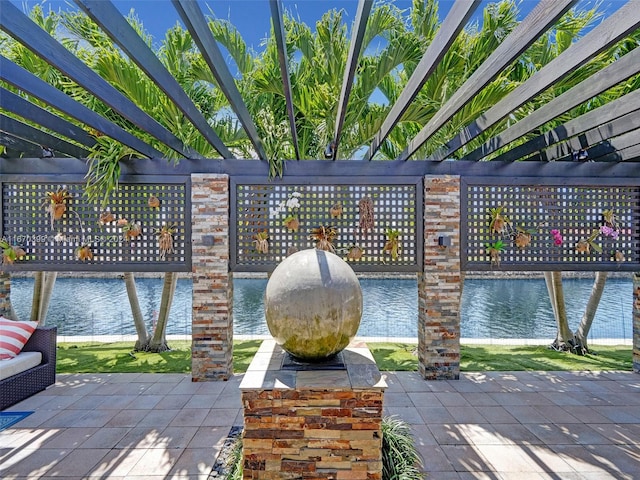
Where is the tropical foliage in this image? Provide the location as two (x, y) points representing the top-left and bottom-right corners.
(2, 0), (630, 197)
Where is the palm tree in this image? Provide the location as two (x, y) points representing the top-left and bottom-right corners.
(123, 272), (149, 350)
(146, 272), (177, 352)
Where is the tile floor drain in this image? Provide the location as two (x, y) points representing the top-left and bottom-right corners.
(209, 425), (243, 478)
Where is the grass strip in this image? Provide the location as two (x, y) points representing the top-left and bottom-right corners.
(55, 340), (632, 374)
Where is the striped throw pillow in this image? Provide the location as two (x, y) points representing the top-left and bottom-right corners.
(0, 317), (39, 360)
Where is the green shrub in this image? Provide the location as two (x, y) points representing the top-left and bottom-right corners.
(227, 436), (243, 480)
(382, 415), (425, 479)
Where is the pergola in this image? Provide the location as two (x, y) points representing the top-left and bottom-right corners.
(0, 0), (639, 163)
(2, 0), (640, 380)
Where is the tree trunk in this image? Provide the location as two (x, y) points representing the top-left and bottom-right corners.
(30, 272), (44, 322)
(147, 272), (177, 353)
(545, 271), (574, 350)
(574, 271), (608, 353)
(124, 272), (149, 350)
(37, 272), (57, 325)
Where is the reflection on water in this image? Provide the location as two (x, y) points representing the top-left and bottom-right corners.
(9, 276), (632, 340)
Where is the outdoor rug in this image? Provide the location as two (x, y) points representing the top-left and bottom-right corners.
(0, 411), (33, 432)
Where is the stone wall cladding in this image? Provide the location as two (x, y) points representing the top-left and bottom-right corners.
(241, 388), (383, 479)
(191, 174), (233, 381)
(633, 274), (640, 373)
(0, 272), (12, 318)
(418, 175), (462, 380)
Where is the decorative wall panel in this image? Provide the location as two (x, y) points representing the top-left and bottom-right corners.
(463, 180), (640, 271)
(1, 177), (190, 271)
(231, 177), (423, 272)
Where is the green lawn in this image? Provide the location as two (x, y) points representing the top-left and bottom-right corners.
(55, 340), (633, 374)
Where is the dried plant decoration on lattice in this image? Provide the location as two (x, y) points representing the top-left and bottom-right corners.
(233, 181), (420, 271)
(464, 183), (640, 270)
(1, 181), (189, 271)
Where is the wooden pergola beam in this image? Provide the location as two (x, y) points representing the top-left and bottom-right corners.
(0, 131), (44, 158)
(465, 45), (640, 161)
(539, 112), (640, 162)
(0, 88), (96, 149)
(433, 0), (640, 161)
(0, 57), (163, 159)
(332, 0), (372, 160)
(364, 0), (480, 161)
(398, 0), (578, 161)
(0, 1), (199, 159)
(74, 0), (234, 159)
(592, 132), (640, 162)
(269, 0), (300, 160)
(0, 114), (90, 158)
(491, 88), (640, 163)
(173, 0), (268, 160)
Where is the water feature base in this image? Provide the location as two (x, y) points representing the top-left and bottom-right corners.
(282, 351), (346, 370)
(239, 339), (387, 479)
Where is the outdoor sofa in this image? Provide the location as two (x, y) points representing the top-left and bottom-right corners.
(0, 326), (57, 410)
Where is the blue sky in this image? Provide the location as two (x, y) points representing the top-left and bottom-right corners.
(10, 0), (624, 59)
(13, 0), (624, 52)
(12, 0), (623, 50)
(11, 0), (531, 51)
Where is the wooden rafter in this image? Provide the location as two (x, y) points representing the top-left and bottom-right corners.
(433, 0), (640, 161)
(74, 0), (233, 159)
(397, 0), (578, 161)
(492, 88), (640, 163)
(0, 114), (90, 158)
(0, 57), (163, 159)
(332, 0), (372, 160)
(364, 0), (480, 161)
(464, 45), (640, 161)
(543, 113), (640, 162)
(591, 131), (640, 162)
(0, 1), (200, 159)
(0, 88), (96, 149)
(0, 131), (43, 157)
(173, 0), (268, 160)
(269, 0), (300, 160)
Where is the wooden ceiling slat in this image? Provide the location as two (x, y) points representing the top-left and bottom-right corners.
(0, 114), (90, 158)
(332, 0), (372, 160)
(0, 88), (96, 148)
(491, 88), (640, 163)
(74, 0), (233, 159)
(433, 0), (640, 161)
(542, 113), (640, 162)
(269, 0), (300, 160)
(0, 57), (164, 159)
(0, 1), (199, 159)
(397, 0), (578, 161)
(464, 46), (640, 161)
(591, 134), (640, 162)
(364, 0), (480, 161)
(172, 0), (268, 161)
(0, 131), (43, 157)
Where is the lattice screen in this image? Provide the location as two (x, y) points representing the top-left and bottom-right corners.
(1, 180), (189, 271)
(233, 181), (421, 271)
(464, 183), (640, 270)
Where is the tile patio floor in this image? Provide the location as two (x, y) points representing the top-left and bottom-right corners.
(1, 370), (639, 479)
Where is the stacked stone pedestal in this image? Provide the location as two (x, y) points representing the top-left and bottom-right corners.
(239, 340), (387, 479)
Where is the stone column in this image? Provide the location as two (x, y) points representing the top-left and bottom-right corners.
(633, 273), (640, 373)
(418, 175), (462, 380)
(191, 174), (233, 381)
(0, 271), (13, 318)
